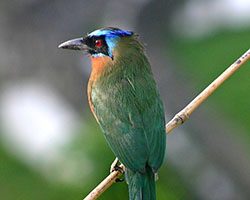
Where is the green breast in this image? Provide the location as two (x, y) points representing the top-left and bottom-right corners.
(91, 66), (165, 172)
(90, 37), (166, 172)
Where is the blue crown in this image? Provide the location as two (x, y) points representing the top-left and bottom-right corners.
(88, 27), (133, 38)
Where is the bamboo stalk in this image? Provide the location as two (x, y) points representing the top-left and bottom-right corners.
(83, 48), (250, 200)
(165, 48), (250, 133)
(84, 164), (125, 200)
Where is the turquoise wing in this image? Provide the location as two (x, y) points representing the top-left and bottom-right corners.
(91, 72), (166, 172)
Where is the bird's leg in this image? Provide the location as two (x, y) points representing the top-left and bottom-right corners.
(110, 157), (125, 182)
(152, 168), (159, 181)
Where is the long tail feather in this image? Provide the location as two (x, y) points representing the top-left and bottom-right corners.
(126, 165), (156, 200)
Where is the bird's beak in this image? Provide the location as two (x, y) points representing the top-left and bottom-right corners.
(58, 37), (87, 51)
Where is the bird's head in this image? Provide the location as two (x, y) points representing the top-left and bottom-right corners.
(58, 27), (133, 60)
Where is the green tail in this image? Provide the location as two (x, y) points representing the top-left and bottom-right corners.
(126, 165), (156, 200)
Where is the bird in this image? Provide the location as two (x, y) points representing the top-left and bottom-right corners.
(58, 27), (166, 200)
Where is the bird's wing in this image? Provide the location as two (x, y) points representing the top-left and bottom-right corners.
(91, 74), (166, 172)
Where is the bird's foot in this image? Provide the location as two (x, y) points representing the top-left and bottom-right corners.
(110, 157), (119, 173)
(114, 165), (125, 174)
(110, 158), (125, 183)
(115, 177), (124, 182)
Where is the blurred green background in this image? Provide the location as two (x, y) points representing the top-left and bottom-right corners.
(0, 0), (249, 199)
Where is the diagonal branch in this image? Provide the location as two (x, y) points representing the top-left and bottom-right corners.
(165, 48), (250, 133)
(83, 48), (250, 200)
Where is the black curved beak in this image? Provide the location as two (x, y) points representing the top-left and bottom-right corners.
(58, 37), (87, 51)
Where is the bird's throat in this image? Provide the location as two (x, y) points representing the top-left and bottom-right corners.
(90, 56), (112, 80)
(87, 55), (113, 124)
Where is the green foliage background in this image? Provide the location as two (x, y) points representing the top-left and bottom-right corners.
(1, 27), (249, 199)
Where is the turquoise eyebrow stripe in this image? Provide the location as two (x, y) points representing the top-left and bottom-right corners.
(88, 29), (133, 37)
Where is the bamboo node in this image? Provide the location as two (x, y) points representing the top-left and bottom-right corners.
(176, 113), (189, 124)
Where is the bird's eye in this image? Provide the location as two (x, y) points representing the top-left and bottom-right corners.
(95, 40), (102, 47)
